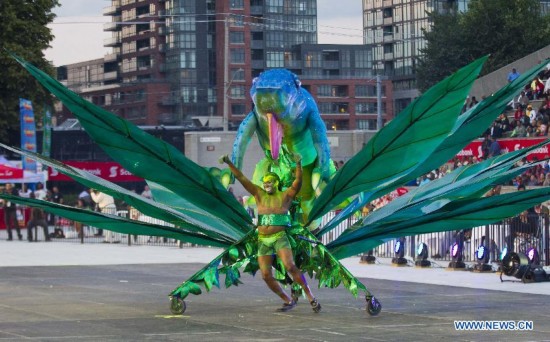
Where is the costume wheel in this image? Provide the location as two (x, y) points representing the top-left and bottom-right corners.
(169, 296), (186, 315)
(366, 296), (381, 316)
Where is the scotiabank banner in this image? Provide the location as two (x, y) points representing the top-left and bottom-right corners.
(49, 162), (143, 182)
(457, 138), (550, 161)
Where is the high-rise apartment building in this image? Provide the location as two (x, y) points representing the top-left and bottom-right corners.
(57, 0), (393, 131)
(364, 0), (550, 114)
(363, 0), (470, 114)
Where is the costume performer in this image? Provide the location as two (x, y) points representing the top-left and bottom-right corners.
(221, 153), (320, 312)
(4, 53), (550, 316)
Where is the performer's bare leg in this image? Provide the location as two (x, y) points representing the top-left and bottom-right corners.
(258, 254), (292, 303)
(277, 248), (315, 302)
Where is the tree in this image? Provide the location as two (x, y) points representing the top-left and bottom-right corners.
(0, 0), (59, 144)
(416, 0), (550, 92)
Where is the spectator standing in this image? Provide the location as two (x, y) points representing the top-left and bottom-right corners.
(507, 68), (520, 83)
(2, 183), (22, 240)
(488, 136), (501, 158)
(34, 183), (47, 200)
(50, 186), (64, 229)
(78, 188), (93, 209)
(74, 198), (86, 238)
(90, 189), (119, 243)
(26, 193), (50, 242)
(18, 184), (32, 198)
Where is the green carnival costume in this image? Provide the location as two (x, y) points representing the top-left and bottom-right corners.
(3, 53), (550, 316)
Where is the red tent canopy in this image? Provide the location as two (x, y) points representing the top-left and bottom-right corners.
(0, 164), (24, 179)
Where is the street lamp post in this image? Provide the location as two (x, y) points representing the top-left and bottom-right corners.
(376, 74), (383, 130)
(223, 18), (229, 132)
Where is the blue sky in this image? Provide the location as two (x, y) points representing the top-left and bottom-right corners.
(45, 0), (363, 66)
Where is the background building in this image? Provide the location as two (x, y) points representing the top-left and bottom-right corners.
(54, 0), (393, 131)
(363, 0), (550, 114)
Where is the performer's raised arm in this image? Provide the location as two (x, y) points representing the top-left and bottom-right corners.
(287, 154), (302, 198)
(220, 155), (260, 196)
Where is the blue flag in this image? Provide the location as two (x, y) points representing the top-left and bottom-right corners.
(19, 98), (37, 172)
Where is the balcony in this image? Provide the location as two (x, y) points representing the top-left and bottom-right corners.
(103, 5), (119, 16)
(103, 71), (118, 81)
(322, 61), (339, 69)
(251, 60), (263, 69)
(251, 40), (263, 49)
(103, 22), (118, 31)
(284, 60), (302, 68)
(160, 95), (180, 105)
(383, 33), (394, 43)
(104, 52), (118, 62)
(383, 17), (393, 25)
(250, 5), (263, 15)
(104, 35), (121, 47)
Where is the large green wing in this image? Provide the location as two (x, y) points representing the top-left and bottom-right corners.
(0, 195), (229, 248)
(307, 56), (488, 224)
(10, 53), (252, 234)
(0, 143), (241, 243)
(317, 61), (549, 236)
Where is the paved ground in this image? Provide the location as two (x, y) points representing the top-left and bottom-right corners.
(1, 241), (549, 341)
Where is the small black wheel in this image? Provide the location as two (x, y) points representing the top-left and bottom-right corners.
(291, 287), (301, 303)
(366, 296), (381, 316)
(170, 296), (186, 315)
(310, 298), (322, 313)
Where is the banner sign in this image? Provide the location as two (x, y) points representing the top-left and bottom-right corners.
(42, 107), (52, 157)
(457, 138), (549, 161)
(0, 164), (24, 179)
(48, 161), (143, 182)
(19, 99), (37, 172)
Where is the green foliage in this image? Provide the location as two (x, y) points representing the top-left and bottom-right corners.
(416, 0), (550, 92)
(0, 0), (59, 142)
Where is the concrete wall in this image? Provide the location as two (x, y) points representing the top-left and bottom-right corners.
(469, 45), (550, 99)
(184, 130), (377, 198)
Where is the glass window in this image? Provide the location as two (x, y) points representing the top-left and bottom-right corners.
(231, 103), (247, 115)
(180, 51), (196, 68)
(230, 48), (245, 63)
(230, 85), (245, 99)
(230, 0), (244, 9)
(266, 52), (284, 68)
(229, 31), (244, 44)
(317, 85), (331, 97)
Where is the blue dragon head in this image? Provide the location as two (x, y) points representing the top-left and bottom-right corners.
(250, 69), (305, 160)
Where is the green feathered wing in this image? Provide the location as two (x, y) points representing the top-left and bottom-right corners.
(318, 61), (549, 235)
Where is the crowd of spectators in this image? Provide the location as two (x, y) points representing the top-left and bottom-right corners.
(484, 65), (550, 138)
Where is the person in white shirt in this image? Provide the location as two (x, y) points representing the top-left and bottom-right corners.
(18, 184), (32, 198)
(90, 189), (119, 243)
(33, 183), (47, 200)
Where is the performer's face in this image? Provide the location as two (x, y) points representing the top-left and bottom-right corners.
(262, 176), (278, 194)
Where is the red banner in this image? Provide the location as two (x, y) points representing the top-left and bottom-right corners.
(457, 138), (550, 161)
(49, 162), (143, 182)
(0, 164), (24, 179)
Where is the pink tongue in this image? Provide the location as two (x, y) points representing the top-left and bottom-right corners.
(267, 113), (282, 160)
